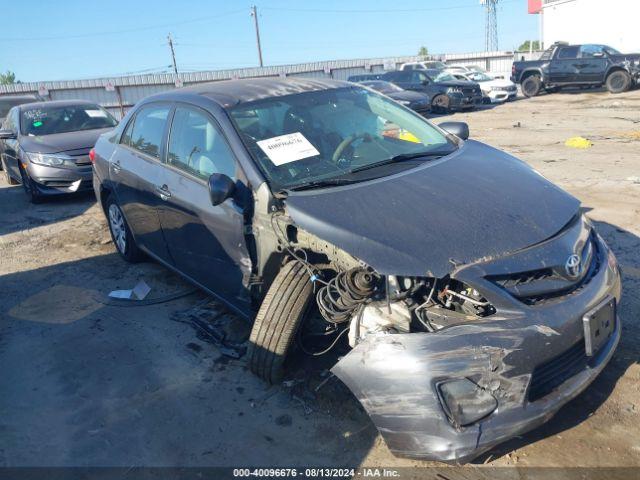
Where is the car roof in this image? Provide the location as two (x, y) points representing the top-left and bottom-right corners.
(17, 99), (99, 111)
(150, 77), (353, 109)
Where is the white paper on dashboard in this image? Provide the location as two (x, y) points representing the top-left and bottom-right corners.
(256, 132), (320, 166)
(85, 109), (107, 118)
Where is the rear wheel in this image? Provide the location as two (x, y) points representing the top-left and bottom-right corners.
(522, 75), (542, 97)
(248, 260), (315, 384)
(606, 70), (631, 94)
(19, 165), (42, 203)
(431, 94), (450, 113)
(2, 158), (19, 185)
(105, 195), (144, 262)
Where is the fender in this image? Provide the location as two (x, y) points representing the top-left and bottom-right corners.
(520, 67), (545, 84)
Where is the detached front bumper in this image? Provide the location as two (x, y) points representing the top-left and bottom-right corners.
(332, 236), (622, 463)
(27, 162), (93, 195)
(449, 92), (483, 110)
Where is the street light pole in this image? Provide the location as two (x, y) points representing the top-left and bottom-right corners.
(251, 5), (264, 67)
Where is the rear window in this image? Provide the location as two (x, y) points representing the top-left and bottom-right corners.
(20, 104), (117, 136)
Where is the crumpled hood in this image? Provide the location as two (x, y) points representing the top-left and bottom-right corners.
(19, 127), (113, 154)
(285, 140), (580, 277)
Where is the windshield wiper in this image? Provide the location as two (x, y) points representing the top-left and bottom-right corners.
(287, 177), (362, 191)
(349, 149), (454, 174)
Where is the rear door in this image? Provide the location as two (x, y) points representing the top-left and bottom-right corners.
(577, 45), (609, 83)
(549, 46), (580, 83)
(156, 104), (250, 311)
(111, 103), (174, 264)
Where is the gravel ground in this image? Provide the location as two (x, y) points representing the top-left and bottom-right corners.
(0, 88), (639, 473)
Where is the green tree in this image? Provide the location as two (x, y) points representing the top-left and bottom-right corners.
(517, 40), (541, 52)
(418, 46), (429, 56)
(0, 71), (17, 85)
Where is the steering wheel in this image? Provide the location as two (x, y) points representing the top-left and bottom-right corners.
(331, 133), (370, 163)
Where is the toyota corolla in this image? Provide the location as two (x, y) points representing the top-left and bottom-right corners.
(91, 78), (621, 463)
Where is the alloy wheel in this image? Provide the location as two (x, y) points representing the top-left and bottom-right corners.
(108, 204), (127, 254)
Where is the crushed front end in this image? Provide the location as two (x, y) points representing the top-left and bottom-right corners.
(326, 215), (622, 463)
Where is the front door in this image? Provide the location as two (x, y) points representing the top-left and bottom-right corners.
(1, 108), (21, 180)
(111, 103), (173, 264)
(156, 104), (250, 312)
(577, 45), (609, 83)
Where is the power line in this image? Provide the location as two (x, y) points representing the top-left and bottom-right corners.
(0, 9), (245, 41)
(260, 0), (515, 14)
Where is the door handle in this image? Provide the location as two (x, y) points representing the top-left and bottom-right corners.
(111, 160), (121, 173)
(155, 184), (171, 200)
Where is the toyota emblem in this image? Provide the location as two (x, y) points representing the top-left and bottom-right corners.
(565, 253), (582, 279)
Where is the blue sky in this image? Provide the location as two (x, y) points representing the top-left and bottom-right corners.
(1, 0), (539, 82)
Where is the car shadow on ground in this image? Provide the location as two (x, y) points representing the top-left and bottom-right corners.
(0, 252), (376, 467)
(473, 220), (640, 463)
(0, 182), (95, 236)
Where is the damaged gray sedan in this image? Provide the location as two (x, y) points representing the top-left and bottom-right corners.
(92, 78), (621, 463)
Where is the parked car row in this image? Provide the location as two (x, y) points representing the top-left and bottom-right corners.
(348, 61), (516, 114)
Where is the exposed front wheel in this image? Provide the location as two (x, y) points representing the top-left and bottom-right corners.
(606, 70), (631, 94)
(248, 260), (315, 384)
(431, 94), (450, 113)
(105, 195), (144, 262)
(522, 75), (542, 97)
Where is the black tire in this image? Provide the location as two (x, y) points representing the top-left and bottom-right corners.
(19, 165), (42, 203)
(248, 260), (314, 384)
(431, 94), (450, 113)
(2, 158), (19, 185)
(606, 70), (631, 94)
(522, 75), (542, 97)
(105, 194), (145, 262)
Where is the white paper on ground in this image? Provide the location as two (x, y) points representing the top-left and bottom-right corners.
(256, 132), (320, 166)
(108, 280), (151, 300)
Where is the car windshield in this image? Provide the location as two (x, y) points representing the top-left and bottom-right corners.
(229, 87), (454, 190)
(431, 71), (457, 82)
(20, 104), (117, 136)
(467, 72), (493, 82)
(361, 81), (403, 94)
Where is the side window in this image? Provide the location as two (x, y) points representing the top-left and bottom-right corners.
(580, 44), (604, 58)
(557, 46), (579, 59)
(122, 104), (170, 159)
(167, 106), (236, 181)
(4, 108), (16, 132)
(411, 71), (427, 83)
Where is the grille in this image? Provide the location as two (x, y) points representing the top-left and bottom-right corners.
(528, 340), (588, 402)
(487, 234), (600, 305)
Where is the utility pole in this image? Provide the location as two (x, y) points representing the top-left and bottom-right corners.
(480, 0), (499, 52)
(251, 6), (264, 67)
(167, 33), (178, 75)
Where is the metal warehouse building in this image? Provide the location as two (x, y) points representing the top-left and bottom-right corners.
(529, 0), (640, 51)
(0, 51), (520, 120)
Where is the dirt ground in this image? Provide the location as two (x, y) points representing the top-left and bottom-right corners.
(1, 88), (639, 473)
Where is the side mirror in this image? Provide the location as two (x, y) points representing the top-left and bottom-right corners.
(421, 79), (430, 85)
(208, 173), (235, 206)
(438, 121), (469, 140)
(592, 51), (604, 58)
(0, 129), (16, 140)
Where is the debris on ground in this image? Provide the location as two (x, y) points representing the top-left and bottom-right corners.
(171, 299), (250, 359)
(108, 279), (151, 300)
(565, 136), (593, 149)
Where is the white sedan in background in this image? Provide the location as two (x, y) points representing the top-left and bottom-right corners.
(452, 71), (517, 103)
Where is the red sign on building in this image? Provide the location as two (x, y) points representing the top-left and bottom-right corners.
(528, 0), (542, 13)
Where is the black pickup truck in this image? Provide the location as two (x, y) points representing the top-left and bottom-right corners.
(512, 42), (640, 97)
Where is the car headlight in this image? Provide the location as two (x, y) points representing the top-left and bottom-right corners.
(447, 87), (463, 94)
(437, 378), (497, 427)
(27, 152), (72, 167)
